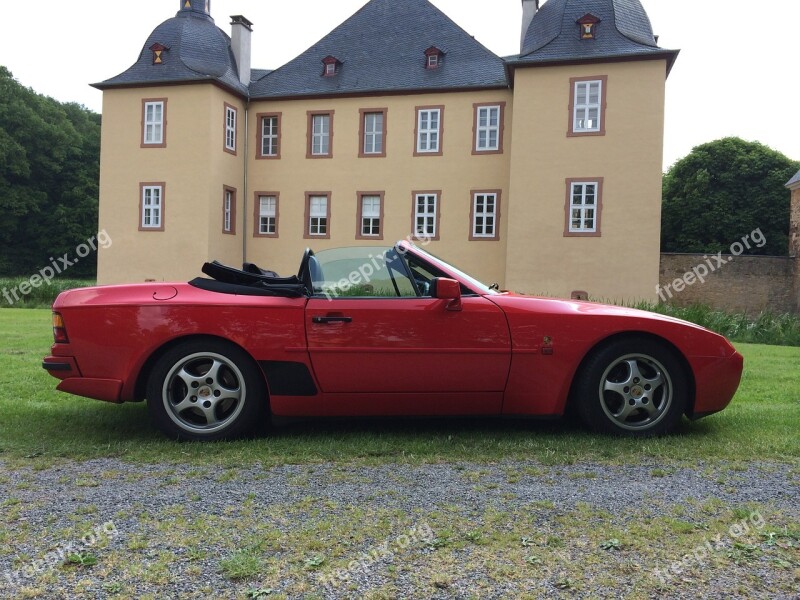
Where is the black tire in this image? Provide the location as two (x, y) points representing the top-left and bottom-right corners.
(574, 337), (688, 436)
(146, 339), (267, 441)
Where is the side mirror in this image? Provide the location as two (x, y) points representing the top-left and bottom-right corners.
(431, 277), (462, 312)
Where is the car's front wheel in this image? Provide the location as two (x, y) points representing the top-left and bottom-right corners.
(146, 340), (267, 441)
(574, 338), (688, 436)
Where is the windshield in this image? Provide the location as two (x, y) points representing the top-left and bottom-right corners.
(308, 244), (498, 298)
(403, 244), (498, 295)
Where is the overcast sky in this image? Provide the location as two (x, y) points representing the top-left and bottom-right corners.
(1, 0), (796, 171)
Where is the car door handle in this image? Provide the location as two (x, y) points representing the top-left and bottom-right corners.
(312, 316), (353, 324)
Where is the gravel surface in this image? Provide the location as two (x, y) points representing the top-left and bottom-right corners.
(1, 459), (798, 599)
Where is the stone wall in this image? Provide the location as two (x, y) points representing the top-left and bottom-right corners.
(658, 253), (798, 315)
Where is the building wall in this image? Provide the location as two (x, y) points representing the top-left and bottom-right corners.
(791, 186), (800, 312)
(97, 84), (245, 284)
(505, 60), (668, 301)
(245, 89), (512, 284)
(790, 186), (800, 258)
(659, 254), (798, 315)
(96, 64), (670, 301)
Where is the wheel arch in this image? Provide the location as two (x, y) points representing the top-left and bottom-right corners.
(133, 334), (270, 407)
(565, 331), (696, 417)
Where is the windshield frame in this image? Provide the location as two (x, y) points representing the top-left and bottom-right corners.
(398, 241), (498, 296)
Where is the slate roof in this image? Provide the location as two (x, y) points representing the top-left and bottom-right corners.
(509, 0), (678, 72)
(93, 1), (248, 96)
(787, 170), (800, 188)
(95, 0), (677, 98)
(249, 0), (508, 99)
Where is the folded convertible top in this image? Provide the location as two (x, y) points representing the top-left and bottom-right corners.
(189, 261), (307, 298)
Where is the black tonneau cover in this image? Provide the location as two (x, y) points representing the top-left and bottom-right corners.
(188, 261), (307, 298)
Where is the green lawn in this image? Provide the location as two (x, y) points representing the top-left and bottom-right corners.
(1, 308), (799, 467)
(2, 309), (799, 598)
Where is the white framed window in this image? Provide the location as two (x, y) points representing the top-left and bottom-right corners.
(140, 184), (163, 230)
(222, 187), (236, 234)
(310, 113), (332, 156)
(261, 115), (279, 157)
(258, 195), (277, 235)
(572, 79), (603, 134)
(568, 181), (599, 234)
(414, 193), (438, 239)
(416, 107), (442, 154)
(143, 100), (164, 145)
(225, 104), (237, 153)
(307, 195), (329, 237)
(360, 195), (382, 237)
(471, 191), (499, 240)
(475, 105), (501, 152)
(363, 112), (384, 155)
(325, 62), (336, 76)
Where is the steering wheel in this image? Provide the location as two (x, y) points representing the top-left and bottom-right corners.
(414, 275), (431, 296)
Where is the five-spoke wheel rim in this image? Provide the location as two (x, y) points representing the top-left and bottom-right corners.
(598, 353), (673, 432)
(161, 352), (246, 434)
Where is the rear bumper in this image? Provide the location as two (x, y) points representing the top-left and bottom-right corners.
(689, 350), (744, 417)
(43, 356), (79, 379)
(43, 355), (123, 403)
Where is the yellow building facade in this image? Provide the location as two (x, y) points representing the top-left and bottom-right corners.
(95, 0), (678, 301)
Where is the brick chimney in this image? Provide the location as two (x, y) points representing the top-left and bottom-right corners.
(521, 0), (539, 52)
(230, 15), (253, 86)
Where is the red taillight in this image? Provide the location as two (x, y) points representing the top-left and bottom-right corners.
(52, 312), (69, 343)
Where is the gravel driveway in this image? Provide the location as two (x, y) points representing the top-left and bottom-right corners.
(1, 458), (798, 599)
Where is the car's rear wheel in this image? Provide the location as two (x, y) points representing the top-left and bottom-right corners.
(146, 340), (267, 441)
(574, 338), (688, 436)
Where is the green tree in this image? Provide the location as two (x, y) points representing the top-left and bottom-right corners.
(661, 137), (799, 256)
(0, 66), (100, 276)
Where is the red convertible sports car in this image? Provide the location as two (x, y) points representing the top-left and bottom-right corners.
(43, 241), (743, 440)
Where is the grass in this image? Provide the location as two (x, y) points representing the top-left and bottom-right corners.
(3, 483), (798, 598)
(2, 309), (799, 598)
(0, 309), (798, 467)
(0, 278), (94, 309)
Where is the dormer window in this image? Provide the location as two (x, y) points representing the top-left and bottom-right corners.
(149, 43), (169, 65)
(424, 46), (444, 69)
(321, 56), (341, 77)
(577, 14), (601, 40)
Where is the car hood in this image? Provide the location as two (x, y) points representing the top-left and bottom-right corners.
(488, 293), (736, 358)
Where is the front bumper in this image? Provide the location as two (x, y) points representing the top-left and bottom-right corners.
(689, 350), (744, 417)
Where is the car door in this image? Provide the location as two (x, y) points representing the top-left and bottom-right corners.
(304, 246), (511, 400)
